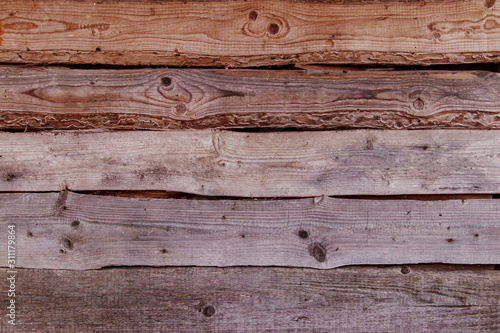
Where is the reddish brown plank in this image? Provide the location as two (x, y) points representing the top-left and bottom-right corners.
(2, 68), (500, 130)
(0, 0), (499, 66)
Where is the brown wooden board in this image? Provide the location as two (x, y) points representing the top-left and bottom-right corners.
(0, 192), (499, 269)
(0, 0), (499, 67)
(2, 129), (500, 196)
(2, 67), (500, 131)
(0, 266), (498, 332)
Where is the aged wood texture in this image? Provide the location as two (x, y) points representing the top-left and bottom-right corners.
(2, 129), (500, 196)
(1, 192), (499, 269)
(0, 0), (500, 67)
(3, 67), (500, 130)
(0, 266), (498, 332)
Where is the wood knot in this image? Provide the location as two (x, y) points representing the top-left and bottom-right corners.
(61, 236), (74, 250)
(412, 98), (425, 110)
(311, 243), (326, 262)
(161, 76), (172, 87)
(175, 104), (187, 115)
(268, 23), (280, 35)
(242, 12), (289, 38)
(298, 229), (309, 239)
(202, 305), (216, 317)
(249, 11), (258, 21)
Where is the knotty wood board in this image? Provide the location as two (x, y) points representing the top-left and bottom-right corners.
(0, 0), (500, 66)
(3, 67), (500, 130)
(1, 192), (499, 269)
(2, 129), (500, 196)
(0, 266), (498, 332)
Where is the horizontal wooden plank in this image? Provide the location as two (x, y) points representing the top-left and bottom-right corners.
(0, 0), (499, 66)
(2, 129), (500, 196)
(1, 266), (498, 332)
(0, 192), (499, 269)
(3, 67), (500, 130)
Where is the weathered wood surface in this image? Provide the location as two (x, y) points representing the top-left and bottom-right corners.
(0, 266), (498, 332)
(1, 0), (500, 67)
(3, 67), (500, 130)
(1, 192), (499, 270)
(2, 129), (500, 196)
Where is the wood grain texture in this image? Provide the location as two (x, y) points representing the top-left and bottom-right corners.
(3, 67), (500, 130)
(0, 266), (498, 332)
(1, 192), (500, 269)
(1, 0), (500, 66)
(2, 129), (500, 196)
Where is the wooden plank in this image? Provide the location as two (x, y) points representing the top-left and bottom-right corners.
(1, 192), (499, 269)
(0, 0), (500, 67)
(2, 129), (500, 196)
(3, 67), (500, 130)
(0, 266), (498, 332)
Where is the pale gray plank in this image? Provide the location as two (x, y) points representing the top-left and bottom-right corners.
(1, 193), (499, 270)
(1, 130), (500, 196)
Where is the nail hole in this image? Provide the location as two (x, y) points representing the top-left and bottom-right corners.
(95, 47), (101, 52)
(249, 11), (258, 21)
(298, 229), (309, 239)
(161, 77), (172, 86)
(71, 220), (80, 228)
(474, 234), (479, 238)
(161, 249), (167, 253)
(268, 23), (280, 35)
(202, 305), (216, 317)
(401, 266), (411, 274)
(447, 238), (454, 243)
(27, 231), (33, 237)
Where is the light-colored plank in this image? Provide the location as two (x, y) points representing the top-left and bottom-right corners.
(1, 192), (499, 269)
(1, 0), (500, 66)
(2, 129), (500, 196)
(3, 67), (500, 130)
(0, 266), (498, 332)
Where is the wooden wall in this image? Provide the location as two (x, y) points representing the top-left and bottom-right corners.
(0, 0), (499, 331)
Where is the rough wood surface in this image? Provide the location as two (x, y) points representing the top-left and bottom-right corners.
(3, 67), (500, 130)
(2, 129), (500, 196)
(0, 266), (498, 332)
(0, 0), (500, 67)
(1, 192), (499, 270)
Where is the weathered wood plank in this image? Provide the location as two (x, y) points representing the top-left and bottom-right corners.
(0, 266), (498, 332)
(3, 67), (500, 130)
(0, 192), (499, 269)
(1, 0), (500, 67)
(2, 129), (500, 196)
